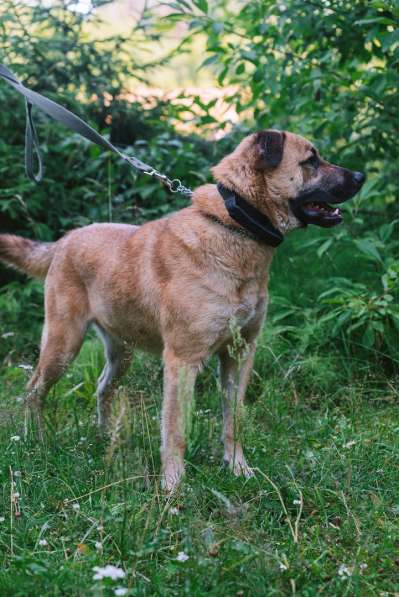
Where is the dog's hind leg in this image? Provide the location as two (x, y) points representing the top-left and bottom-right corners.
(94, 325), (131, 431)
(26, 288), (88, 436)
(218, 341), (256, 478)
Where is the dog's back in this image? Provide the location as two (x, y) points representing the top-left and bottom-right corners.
(0, 223), (140, 281)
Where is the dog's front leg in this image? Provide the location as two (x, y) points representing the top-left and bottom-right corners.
(219, 342), (256, 478)
(161, 348), (199, 492)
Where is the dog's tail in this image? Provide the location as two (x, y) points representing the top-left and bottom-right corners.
(0, 234), (56, 279)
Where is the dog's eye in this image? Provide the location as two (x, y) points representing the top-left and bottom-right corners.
(301, 154), (320, 169)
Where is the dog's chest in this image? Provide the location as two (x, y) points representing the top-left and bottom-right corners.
(228, 279), (267, 329)
(233, 301), (257, 326)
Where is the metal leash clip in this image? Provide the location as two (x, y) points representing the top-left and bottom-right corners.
(144, 168), (193, 197)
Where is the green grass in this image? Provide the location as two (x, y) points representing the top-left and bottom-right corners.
(0, 328), (398, 596)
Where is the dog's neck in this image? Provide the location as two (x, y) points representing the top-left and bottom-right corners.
(191, 180), (288, 239)
(211, 159), (292, 234)
(218, 175), (288, 234)
(191, 184), (249, 230)
(191, 183), (280, 248)
(215, 183), (284, 247)
(189, 184), (273, 281)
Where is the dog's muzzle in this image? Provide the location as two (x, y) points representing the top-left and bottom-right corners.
(290, 171), (366, 228)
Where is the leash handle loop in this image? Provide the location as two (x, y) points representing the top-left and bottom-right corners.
(25, 101), (44, 182)
(0, 63), (193, 196)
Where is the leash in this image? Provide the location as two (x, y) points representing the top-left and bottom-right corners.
(0, 63), (193, 196)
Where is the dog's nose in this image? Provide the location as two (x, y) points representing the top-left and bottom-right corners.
(353, 171), (366, 185)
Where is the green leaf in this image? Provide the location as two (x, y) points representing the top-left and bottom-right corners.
(201, 54), (219, 68)
(391, 313), (399, 332)
(217, 65), (229, 85)
(193, 0), (208, 13)
(361, 326), (375, 349)
(355, 239), (382, 264)
(371, 320), (384, 333)
(355, 17), (397, 26)
(317, 239), (333, 258)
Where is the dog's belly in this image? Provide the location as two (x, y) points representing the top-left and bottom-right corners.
(94, 316), (163, 354)
(89, 293), (164, 354)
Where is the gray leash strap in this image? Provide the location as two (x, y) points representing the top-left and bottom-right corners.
(0, 63), (192, 195)
(25, 97), (44, 182)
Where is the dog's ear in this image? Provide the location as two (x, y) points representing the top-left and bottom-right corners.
(255, 129), (285, 169)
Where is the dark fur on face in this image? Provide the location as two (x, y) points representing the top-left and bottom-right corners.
(291, 153), (366, 227)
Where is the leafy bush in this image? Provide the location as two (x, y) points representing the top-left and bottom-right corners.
(165, 0), (399, 207)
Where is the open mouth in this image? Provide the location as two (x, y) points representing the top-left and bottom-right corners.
(290, 187), (354, 229)
(290, 170), (366, 229)
(290, 193), (345, 228)
(300, 201), (343, 228)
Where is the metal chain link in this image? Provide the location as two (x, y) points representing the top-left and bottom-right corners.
(142, 167), (193, 197)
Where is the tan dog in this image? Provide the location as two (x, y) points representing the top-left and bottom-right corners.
(0, 130), (365, 491)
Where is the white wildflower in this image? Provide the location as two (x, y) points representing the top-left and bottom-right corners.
(279, 562), (288, 571)
(176, 551), (189, 562)
(343, 440), (356, 449)
(14, 471), (21, 477)
(72, 502), (80, 511)
(360, 563), (368, 570)
(10, 435), (21, 442)
(93, 565), (126, 581)
(338, 564), (353, 578)
(13, 492), (20, 498)
(114, 589), (128, 596)
(38, 539), (48, 546)
(169, 507), (179, 516)
(293, 499), (301, 505)
(0, 516), (5, 523)
(95, 541), (103, 551)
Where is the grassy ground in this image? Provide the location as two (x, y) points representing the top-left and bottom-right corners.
(0, 233), (398, 596)
(0, 328), (398, 596)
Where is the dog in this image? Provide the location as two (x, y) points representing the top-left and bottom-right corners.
(0, 130), (365, 491)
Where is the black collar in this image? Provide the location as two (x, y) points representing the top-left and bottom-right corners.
(217, 183), (284, 247)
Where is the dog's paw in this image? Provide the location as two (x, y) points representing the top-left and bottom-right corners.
(224, 455), (254, 479)
(161, 460), (185, 493)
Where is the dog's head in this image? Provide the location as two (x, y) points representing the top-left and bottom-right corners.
(212, 130), (365, 231)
